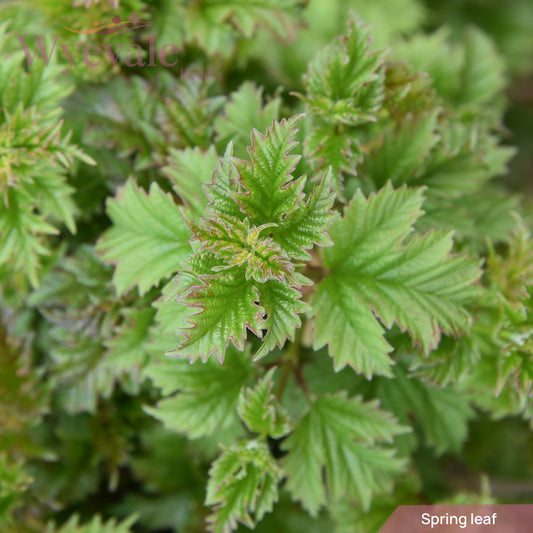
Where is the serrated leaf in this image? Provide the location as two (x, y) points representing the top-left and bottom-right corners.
(170, 268), (264, 363)
(496, 290), (533, 407)
(204, 143), (244, 220)
(185, 0), (303, 58)
(163, 145), (219, 218)
(215, 82), (281, 158)
(212, 117), (338, 258)
(271, 167), (337, 260)
(206, 440), (282, 533)
(487, 218), (533, 306)
(410, 333), (481, 386)
(145, 278), (192, 358)
(0, 189), (58, 287)
(363, 118), (517, 248)
(97, 180), (191, 296)
(363, 110), (441, 188)
(253, 278), (310, 360)
(185, 213), (298, 285)
(78, 76), (165, 171)
(305, 127), (358, 199)
(212, 0), (303, 40)
(312, 277), (395, 377)
(158, 78), (224, 149)
(456, 27), (506, 108)
(312, 183), (483, 377)
(377, 360), (474, 454)
(233, 115), (305, 224)
(395, 26), (505, 113)
(171, 116), (334, 362)
(300, 14), (386, 125)
(144, 347), (254, 439)
(44, 514), (137, 533)
(282, 393), (407, 516)
(237, 369), (290, 438)
(0, 455), (31, 527)
(49, 333), (114, 414)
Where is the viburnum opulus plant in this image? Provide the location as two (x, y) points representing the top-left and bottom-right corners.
(95, 17), (527, 531)
(1, 0), (533, 532)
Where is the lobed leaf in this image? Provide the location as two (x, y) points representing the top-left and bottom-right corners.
(233, 115), (305, 225)
(206, 440), (282, 533)
(163, 145), (219, 219)
(97, 180), (191, 296)
(214, 82), (281, 158)
(312, 183), (483, 377)
(300, 14), (386, 125)
(171, 268), (264, 363)
(282, 393), (407, 515)
(144, 347), (254, 439)
(171, 115), (335, 362)
(44, 514), (137, 533)
(377, 361), (474, 454)
(237, 369), (290, 438)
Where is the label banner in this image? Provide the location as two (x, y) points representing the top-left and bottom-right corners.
(378, 504), (533, 532)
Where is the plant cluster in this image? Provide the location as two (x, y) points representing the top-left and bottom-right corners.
(1, 0), (532, 532)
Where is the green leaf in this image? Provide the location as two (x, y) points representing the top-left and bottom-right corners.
(487, 218), (533, 306)
(272, 167), (337, 260)
(170, 116), (334, 362)
(0, 455), (31, 527)
(158, 78), (225, 149)
(496, 293), (533, 408)
(170, 268), (264, 363)
(48, 332), (114, 414)
(184, 0), (303, 57)
(252, 278), (310, 360)
(204, 143), (245, 220)
(145, 279), (192, 358)
(206, 440), (282, 533)
(282, 393), (407, 515)
(163, 145), (219, 219)
(363, 110), (441, 188)
(312, 183), (483, 377)
(300, 14), (386, 125)
(210, 117), (337, 258)
(0, 98), (92, 286)
(97, 180), (191, 296)
(144, 347), (254, 439)
(312, 277), (395, 377)
(0, 23), (72, 113)
(395, 26), (505, 112)
(185, 213), (298, 285)
(45, 514), (137, 533)
(104, 307), (155, 386)
(456, 27), (506, 108)
(209, 0), (303, 40)
(215, 82), (281, 158)
(410, 333), (481, 386)
(305, 126), (358, 199)
(377, 361), (474, 454)
(78, 76), (165, 171)
(0, 189), (58, 287)
(237, 369), (290, 438)
(233, 114), (305, 225)
(363, 117), (517, 248)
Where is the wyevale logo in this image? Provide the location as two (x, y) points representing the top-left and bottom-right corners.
(15, 12), (180, 75)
